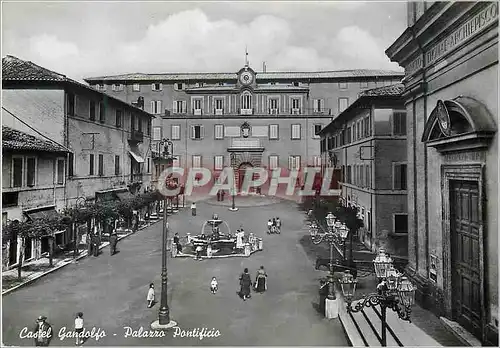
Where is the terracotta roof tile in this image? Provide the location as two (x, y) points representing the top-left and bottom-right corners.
(2, 55), (154, 118)
(360, 83), (405, 96)
(2, 55), (67, 81)
(2, 126), (69, 153)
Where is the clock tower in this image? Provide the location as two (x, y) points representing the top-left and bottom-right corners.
(237, 66), (256, 89)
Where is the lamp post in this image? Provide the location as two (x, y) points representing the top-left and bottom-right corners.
(310, 212), (340, 305)
(229, 153), (238, 212)
(339, 249), (416, 346)
(151, 138), (177, 330)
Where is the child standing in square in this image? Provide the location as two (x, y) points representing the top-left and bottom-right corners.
(210, 277), (218, 294)
(147, 283), (155, 308)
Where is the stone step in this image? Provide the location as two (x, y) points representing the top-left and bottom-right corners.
(384, 307), (441, 347)
(440, 317), (481, 347)
(361, 304), (400, 347)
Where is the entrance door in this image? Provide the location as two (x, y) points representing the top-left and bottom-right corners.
(450, 180), (482, 337)
(238, 163), (253, 192)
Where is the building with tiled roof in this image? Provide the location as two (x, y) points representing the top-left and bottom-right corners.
(83, 63), (403, 194)
(84, 69), (403, 83)
(2, 55), (152, 117)
(2, 56), (157, 263)
(2, 126), (69, 153)
(2, 125), (71, 264)
(318, 82), (407, 260)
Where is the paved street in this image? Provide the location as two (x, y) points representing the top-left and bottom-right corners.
(2, 197), (349, 346)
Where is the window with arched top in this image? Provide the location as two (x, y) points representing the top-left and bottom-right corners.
(241, 91), (252, 110)
(421, 96), (496, 153)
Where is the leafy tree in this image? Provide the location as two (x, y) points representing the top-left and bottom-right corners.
(3, 216), (68, 279)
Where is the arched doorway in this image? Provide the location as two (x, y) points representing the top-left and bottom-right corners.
(238, 162), (254, 192)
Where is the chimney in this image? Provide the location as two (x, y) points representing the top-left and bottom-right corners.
(263, 61), (267, 73)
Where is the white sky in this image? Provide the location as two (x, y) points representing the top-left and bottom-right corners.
(2, 1), (406, 81)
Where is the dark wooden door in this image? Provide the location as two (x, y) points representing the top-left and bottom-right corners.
(238, 163), (253, 191)
(450, 180), (482, 337)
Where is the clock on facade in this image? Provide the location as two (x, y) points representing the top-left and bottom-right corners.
(239, 71), (254, 85)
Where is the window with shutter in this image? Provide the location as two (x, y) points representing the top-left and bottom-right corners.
(339, 98), (349, 113)
(214, 155), (224, 170)
(56, 159), (65, 185)
(393, 111), (407, 135)
(99, 102), (106, 123)
(12, 157), (23, 187)
(68, 153), (74, 177)
(26, 157), (36, 186)
(89, 154), (94, 176)
(291, 124), (301, 139)
(171, 125), (181, 140)
(295, 156), (301, 170)
(89, 101), (96, 121)
(313, 124), (322, 138)
(173, 101), (178, 113)
(182, 101), (187, 113)
(192, 155), (202, 168)
(269, 155), (278, 169)
(115, 155), (120, 175)
(67, 93), (75, 116)
(153, 127), (161, 140)
(215, 124), (224, 139)
(269, 124), (279, 140)
(115, 110), (122, 128)
(192, 125), (202, 139)
(393, 163), (407, 190)
(98, 154), (104, 176)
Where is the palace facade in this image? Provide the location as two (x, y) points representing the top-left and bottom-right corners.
(85, 64), (403, 194)
(386, 1), (498, 345)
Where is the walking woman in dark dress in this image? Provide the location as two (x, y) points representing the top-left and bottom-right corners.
(239, 268), (252, 300)
(254, 266), (267, 293)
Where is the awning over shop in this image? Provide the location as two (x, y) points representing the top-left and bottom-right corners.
(116, 192), (134, 201)
(24, 206), (62, 221)
(129, 150), (144, 163)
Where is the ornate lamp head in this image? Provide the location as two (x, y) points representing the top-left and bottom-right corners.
(340, 271), (357, 301)
(373, 249), (393, 279)
(397, 277), (416, 308)
(385, 265), (400, 291)
(339, 223), (349, 240)
(309, 222), (318, 237)
(326, 212), (335, 228)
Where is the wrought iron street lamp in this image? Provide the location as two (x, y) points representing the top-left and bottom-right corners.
(229, 153), (238, 212)
(338, 222), (349, 262)
(310, 212), (339, 303)
(339, 249), (416, 346)
(151, 138), (178, 330)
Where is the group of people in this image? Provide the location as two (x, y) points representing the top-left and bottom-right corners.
(238, 266), (268, 300)
(267, 217), (281, 234)
(30, 312), (84, 346)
